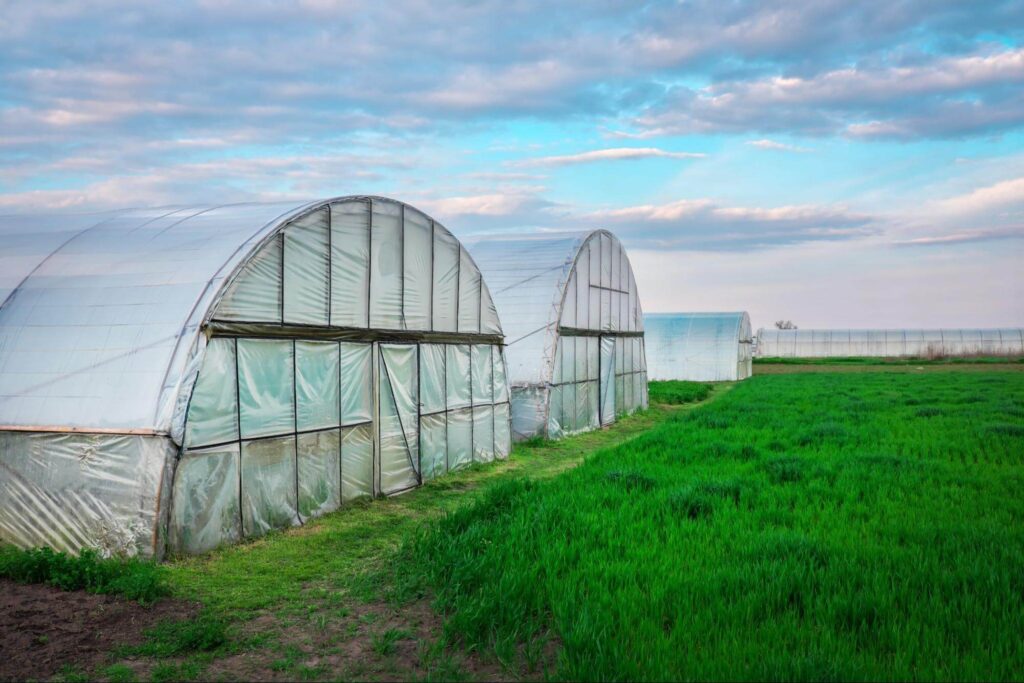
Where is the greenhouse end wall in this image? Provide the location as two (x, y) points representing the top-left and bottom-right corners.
(466, 230), (647, 442)
(644, 312), (753, 382)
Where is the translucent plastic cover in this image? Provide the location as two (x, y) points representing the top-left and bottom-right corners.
(753, 327), (1022, 358)
(645, 312), (753, 382)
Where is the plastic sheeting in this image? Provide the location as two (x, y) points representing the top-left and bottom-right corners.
(241, 436), (299, 537)
(184, 337), (238, 448)
(755, 328), (1024, 358)
(465, 230), (646, 440)
(284, 209), (331, 326)
(297, 429), (341, 521)
(0, 431), (175, 558)
(645, 312), (753, 382)
(238, 339), (295, 438)
(341, 424), (373, 502)
(170, 444), (241, 555)
(377, 344), (419, 495)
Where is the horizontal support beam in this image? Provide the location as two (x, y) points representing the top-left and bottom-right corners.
(207, 320), (503, 346)
(556, 326), (645, 338)
(0, 425), (167, 436)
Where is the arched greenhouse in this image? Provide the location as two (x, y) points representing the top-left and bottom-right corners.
(644, 312), (753, 382)
(755, 328), (1024, 358)
(0, 196), (511, 558)
(466, 230), (647, 440)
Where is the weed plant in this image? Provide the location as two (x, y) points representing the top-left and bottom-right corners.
(0, 545), (167, 604)
(395, 372), (1024, 680)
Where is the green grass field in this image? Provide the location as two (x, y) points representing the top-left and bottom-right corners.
(389, 371), (1024, 680)
(18, 372), (1024, 681)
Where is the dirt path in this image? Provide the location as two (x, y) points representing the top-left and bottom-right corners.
(754, 362), (1024, 374)
(0, 580), (197, 682)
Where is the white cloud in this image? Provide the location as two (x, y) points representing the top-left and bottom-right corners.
(746, 139), (814, 152)
(517, 147), (705, 167)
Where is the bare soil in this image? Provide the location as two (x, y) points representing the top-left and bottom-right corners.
(0, 579), (198, 682)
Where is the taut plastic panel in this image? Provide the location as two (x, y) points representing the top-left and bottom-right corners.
(184, 337), (238, 447)
(238, 339), (295, 438)
(297, 429), (340, 521)
(471, 344), (493, 405)
(492, 347), (509, 403)
(494, 403), (511, 459)
(419, 413), (447, 481)
(378, 344), (418, 494)
(402, 208), (431, 331)
(217, 234), (283, 323)
(296, 341), (340, 432)
(329, 200), (370, 328)
(447, 408), (473, 471)
(240, 436), (299, 537)
(432, 229), (459, 332)
(339, 342), (372, 425)
(370, 200), (403, 330)
(446, 344), (471, 409)
(480, 284), (501, 335)
(600, 336), (615, 426)
(458, 250), (481, 333)
(420, 344), (446, 414)
(473, 406), (494, 463)
(170, 444), (241, 555)
(283, 208), (330, 325)
(341, 424), (373, 501)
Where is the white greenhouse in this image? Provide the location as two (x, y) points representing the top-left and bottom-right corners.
(645, 312), (753, 382)
(755, 328), (1024, 358)
(0, 196), (511, 558)
(466, 230), (647, 440)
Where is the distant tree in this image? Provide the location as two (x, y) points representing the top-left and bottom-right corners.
(775, 320), (798, 330)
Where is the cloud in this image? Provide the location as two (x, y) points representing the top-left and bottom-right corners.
(746, 139), (814, 152)
(516, 147), (706, 167)
(627, 47), (1024, 139)
(566, 198), (876, 250)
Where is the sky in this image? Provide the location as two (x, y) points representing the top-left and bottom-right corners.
(1, 0), (1022, 329)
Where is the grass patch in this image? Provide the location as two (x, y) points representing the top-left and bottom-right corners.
(0, 546), (167, 604)
(648, 380), (712, 405)
(387, 372), (1024, 680)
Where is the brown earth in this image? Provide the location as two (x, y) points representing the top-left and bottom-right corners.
(0, 579), (198, 682)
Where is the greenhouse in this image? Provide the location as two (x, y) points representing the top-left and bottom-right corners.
(0, 196), (511, 558)
(755, 328), (1024, 358)
(466, 230), (646, 440)
(645, 312), (753, 382)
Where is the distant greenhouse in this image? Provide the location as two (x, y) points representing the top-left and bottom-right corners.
(0, 196), (511, 558)
(645, 312), (753, 382)
(466, 231), (647, 440)
(756, 328), (1024, 358)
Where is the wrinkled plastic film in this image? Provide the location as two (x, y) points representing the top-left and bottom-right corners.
(297, 429), (340, 521)
(341, 424), (373, 501)
(0, 431), (175, 558)
(240, 436), (299, 538)
(169, 444), (241, 556)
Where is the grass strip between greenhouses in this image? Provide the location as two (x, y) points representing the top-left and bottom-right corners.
(384, 371), (1024, 681)
(648, 380), (713, 405)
